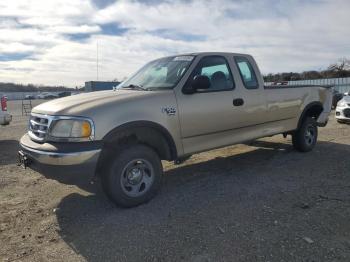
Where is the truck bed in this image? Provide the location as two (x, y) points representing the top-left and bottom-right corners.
(264, 84), (334, 89)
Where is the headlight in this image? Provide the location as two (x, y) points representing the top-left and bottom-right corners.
(49, 118), (94, 141)
(337, 100), (347, 107)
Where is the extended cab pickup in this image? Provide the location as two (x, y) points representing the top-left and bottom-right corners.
(19, 52), (332, 207)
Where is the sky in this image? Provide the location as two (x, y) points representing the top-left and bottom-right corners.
(0, 0), (349, 87)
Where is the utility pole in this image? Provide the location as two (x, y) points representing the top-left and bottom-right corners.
(96, 41), (99, 81)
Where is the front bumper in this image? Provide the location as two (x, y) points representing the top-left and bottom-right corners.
(335, 106), (350, 121)
(19, 133), (102, 167)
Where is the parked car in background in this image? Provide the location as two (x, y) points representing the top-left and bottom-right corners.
(272, 81), (288, 85)
(332, 89), (344, 109)
(0, 95), (12, 125)
(335, 96), (350, 123)
(25, 94), (36, 100)
(58, 91), (71, 98)
(37, 92), (59, 99)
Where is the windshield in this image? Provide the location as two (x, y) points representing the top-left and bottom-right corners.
(119, 55), (195, 90)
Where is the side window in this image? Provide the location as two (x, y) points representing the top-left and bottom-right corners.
(191, 56), (234, 91)
(235, 57), (259, 89)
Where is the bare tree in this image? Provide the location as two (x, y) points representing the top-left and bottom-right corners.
(328, 58), (350, 77)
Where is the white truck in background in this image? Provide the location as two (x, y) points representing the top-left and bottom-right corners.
(0, 95), (12, 125)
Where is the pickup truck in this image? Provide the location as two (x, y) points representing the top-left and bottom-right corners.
(1, 95), (12, 125)
(19, 52), (332, 207)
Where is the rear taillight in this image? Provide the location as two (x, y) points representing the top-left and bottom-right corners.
(1, 96), (7, 111)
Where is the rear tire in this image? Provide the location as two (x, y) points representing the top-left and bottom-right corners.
(292, 117), (318, 152)
(101, 144), (163, 207)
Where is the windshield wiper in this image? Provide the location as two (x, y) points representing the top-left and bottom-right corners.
(122, 84), (148, 91)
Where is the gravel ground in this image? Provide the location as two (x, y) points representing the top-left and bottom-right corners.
(1, 100), (350, 262)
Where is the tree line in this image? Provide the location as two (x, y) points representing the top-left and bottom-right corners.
(264, 58), (350, 82)
(0, 82), (76, 92)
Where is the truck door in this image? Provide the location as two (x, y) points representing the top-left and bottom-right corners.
(176, 55), (246, 153)
(174, 55), (267, 154)
(232, 55), (267, 128)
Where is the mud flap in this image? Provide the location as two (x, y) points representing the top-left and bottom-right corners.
(18, 150), (31, 169)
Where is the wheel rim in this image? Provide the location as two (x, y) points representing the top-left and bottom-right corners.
(120, 159), (155, 197)
(304, 124), (316, 146)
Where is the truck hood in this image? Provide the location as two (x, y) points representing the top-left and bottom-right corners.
(32, 89), (154, 116)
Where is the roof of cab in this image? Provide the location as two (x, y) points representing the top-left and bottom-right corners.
(185, 52), (250, 56)
(160, 52), (252, 60)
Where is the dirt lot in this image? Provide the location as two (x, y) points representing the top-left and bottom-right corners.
(1, 100), (350, 262)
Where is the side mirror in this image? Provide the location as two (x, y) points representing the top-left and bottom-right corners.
(183, 75), (210, 94)
(192, 75), (210, 90)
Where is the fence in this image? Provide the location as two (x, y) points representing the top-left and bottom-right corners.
(266, 77), (350, 93)
(0, 91), (82, 100)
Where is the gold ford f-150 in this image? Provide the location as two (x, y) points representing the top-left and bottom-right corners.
(19, 52), (332, 207)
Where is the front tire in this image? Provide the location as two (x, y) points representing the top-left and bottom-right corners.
(292, 117), (318, 152)
(101, 144), (163, 207)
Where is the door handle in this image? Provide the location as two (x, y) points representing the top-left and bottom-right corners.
(233, 98), (244, 106)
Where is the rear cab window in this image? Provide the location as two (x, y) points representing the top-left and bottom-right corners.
(234, 56), (259, 89)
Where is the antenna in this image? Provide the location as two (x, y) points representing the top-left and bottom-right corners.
(96, 41), (99, 81)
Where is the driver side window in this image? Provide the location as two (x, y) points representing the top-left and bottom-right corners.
(191, 56), (235, 92)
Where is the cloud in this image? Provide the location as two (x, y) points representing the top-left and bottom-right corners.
(0, 42), (36, 54)
(0, 0), (349, 87)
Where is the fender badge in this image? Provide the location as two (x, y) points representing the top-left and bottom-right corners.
(162, 106), (176, 116)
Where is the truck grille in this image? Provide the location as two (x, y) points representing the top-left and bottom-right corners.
(28, 114), (51, 142)
(343, 108), (350, 118)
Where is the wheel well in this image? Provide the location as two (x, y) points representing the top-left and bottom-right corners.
(96, 122), (177, 174)
(298, 102), (323, 129)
